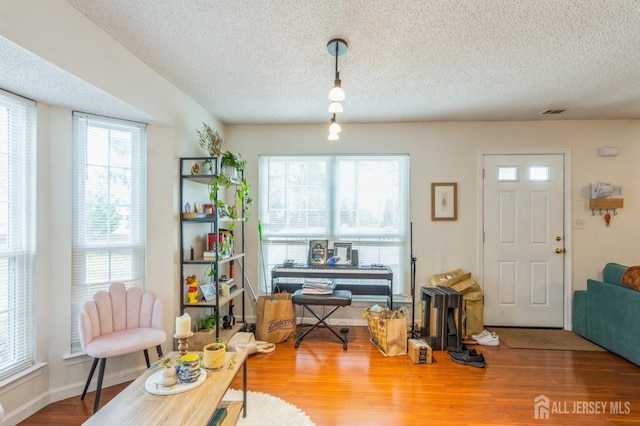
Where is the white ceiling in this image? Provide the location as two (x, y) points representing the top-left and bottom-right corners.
(13, 1), (640, 125)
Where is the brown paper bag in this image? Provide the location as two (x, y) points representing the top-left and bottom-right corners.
(256, 293), (296, 343)
(364, 307), (407, 356)
(429, 269), (471, 287)
(438, 277), (484, 338)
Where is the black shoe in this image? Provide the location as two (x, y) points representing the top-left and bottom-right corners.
(448, 347), (487, 368)
(447, 344), (469, 353)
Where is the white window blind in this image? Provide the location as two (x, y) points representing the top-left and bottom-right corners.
(0, 89), (36, 380)
(71, 112), (146, 352)
(258, 155), (410, 297)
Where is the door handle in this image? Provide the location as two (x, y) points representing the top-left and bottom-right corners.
(555, 248), (566, 254)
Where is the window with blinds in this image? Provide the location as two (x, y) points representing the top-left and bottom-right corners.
(0, 89), (36, 380)
(258, 155), (410, 296)
(71, 113), (146, 353)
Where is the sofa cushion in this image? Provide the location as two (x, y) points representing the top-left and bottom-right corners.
(572, 290), (587, 337)
(621, 265), (640, 291)
(602, 263), (628, 285)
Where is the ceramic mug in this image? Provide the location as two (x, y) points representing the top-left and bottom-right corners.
(202, 343), (226, 370)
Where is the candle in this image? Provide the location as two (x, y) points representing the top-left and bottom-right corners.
(175, 313), (191, 337)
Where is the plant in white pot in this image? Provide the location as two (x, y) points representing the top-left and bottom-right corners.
(154, 356), (179, 388)
(220, 151), (246, 181)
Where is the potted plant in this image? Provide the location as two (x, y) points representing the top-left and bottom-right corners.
(191, 312), (217, 351)
(154, 356), (179, 388)
(209, 151), (253, 226)
(220, 151), (246, 180)
(202, 342), (227, 370)
(198, 312), (217, 331)
(197, 123), (224, 172)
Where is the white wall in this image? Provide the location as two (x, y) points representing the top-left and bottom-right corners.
(1, 0), (639, 423)
(227, 121), (640, 322)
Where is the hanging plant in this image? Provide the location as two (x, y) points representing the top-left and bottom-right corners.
(220, 151), (247, 171)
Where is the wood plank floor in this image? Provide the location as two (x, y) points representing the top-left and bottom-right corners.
(20, 326), (640, 425)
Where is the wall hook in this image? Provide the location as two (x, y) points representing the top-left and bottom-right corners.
(613, 209), (618, 216)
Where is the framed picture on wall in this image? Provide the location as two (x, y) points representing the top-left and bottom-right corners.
(431, 182), (458, 221)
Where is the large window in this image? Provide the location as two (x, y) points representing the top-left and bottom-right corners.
(0, 89), (36, 380)
(258, 155), (410, 297)
(71, 113), (146, 353)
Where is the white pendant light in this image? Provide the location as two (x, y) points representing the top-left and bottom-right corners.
(326, 39), (348, 141)
(328, 101), (343, 113)
(328, 76), (345, 102)
(329, 115), (341, 134)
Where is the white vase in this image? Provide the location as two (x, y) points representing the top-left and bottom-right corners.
(223, 166), (238, 180)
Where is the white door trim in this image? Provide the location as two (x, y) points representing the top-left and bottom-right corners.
(477, 148), (573, 330)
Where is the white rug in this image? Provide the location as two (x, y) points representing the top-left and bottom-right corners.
(223, 389), (315, 426)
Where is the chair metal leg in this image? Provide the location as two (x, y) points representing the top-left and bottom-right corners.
(81, 358), (99, 400)
(156, 344), (163, 359)
(143, 349), (150, 368)
(93, 358), (106, 414)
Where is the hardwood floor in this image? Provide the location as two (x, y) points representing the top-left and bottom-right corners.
(20, 326), (640, 425)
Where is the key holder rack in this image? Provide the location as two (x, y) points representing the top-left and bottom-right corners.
(590, 198), (623, 226)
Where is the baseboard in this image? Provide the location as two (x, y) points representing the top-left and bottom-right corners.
(50, 365), (146, 401)
(3, 392), (50, 425)
(5, 365), (145, 425)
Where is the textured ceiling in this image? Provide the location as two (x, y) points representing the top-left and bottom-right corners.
(0, 36), (156, 124)
(17, 1), (640, 124)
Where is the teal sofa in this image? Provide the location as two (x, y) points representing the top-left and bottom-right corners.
(573, 263), (639, 366)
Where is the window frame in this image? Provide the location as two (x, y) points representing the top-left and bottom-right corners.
(258, 154), (410, 298)
(0, 89), (37, 381)
(70, 112), (147, 353)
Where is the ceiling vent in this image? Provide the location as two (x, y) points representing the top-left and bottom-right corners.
(539, 109), (566, 115)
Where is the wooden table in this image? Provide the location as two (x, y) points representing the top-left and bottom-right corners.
(83, 351), (247, 425)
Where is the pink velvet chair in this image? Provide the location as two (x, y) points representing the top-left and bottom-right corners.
(78, 282), (166, 413)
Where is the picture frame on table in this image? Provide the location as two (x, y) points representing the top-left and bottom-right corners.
(333, 242), (352, 265)
(431, 182), (458, 221)
(200, 283), (216, 302)
(307, 240), (328, 265)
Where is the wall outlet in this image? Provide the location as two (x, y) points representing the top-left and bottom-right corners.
(573, 218), (585, 229)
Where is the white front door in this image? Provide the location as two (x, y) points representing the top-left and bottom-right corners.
(483, 154), (565, 327)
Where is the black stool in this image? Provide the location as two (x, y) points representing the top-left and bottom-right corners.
(292, 289), (352, 350)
